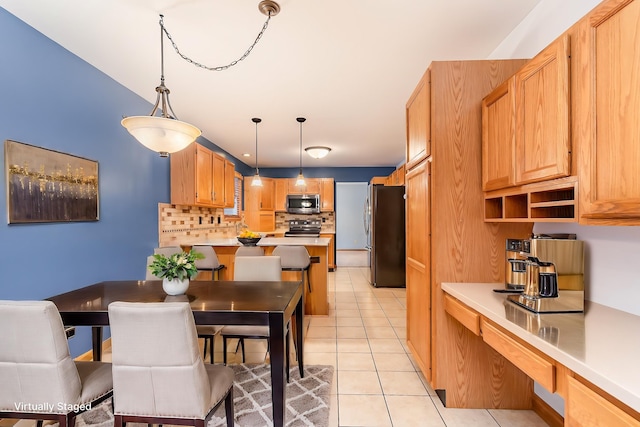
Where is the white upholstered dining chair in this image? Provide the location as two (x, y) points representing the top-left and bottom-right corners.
(145, 254), (222, 363)
(0, 300), (113, 427)
(220, 256), (284, 365)
(108, 301), (235, 427)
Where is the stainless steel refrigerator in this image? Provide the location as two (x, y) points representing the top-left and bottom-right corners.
(364, 184), (406, 287)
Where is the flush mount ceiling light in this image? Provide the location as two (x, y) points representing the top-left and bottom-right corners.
(305, 146), (331, 159)
(295, 117), (307, 187)
(122, 2), (281, 157)
(251, 117), (263, 187)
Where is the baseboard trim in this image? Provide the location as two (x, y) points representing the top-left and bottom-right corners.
(75, 338), (112, 361)
(532, 393), (564, 427)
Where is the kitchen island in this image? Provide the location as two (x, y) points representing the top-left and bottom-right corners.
(182, 237), (331, 315)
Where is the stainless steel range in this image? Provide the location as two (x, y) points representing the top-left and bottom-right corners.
(285, 219), (321, 237)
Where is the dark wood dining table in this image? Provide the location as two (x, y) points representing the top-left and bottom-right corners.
(46, 280), (304, 427)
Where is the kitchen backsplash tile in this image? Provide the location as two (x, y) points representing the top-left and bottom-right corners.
(275, 212), (335, 233)
(158, 203), (238, 246)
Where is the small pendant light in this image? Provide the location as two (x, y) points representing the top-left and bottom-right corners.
(251, 118), (263, 187)
(295, 117), (306, 187)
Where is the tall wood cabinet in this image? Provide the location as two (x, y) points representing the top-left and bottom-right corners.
(405, 60), (534, 409)
(576, 0), (640, 225)
(244, 177), (275, 231)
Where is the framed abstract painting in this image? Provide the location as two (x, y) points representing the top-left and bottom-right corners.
(4, 140), (99, 224)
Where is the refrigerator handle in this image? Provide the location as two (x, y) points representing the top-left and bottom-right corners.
(363, 198), (369, 235)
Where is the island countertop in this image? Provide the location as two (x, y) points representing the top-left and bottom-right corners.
(188, 237), (331, 247)
(442, 282), (640, 413)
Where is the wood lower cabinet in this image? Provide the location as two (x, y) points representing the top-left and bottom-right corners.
(566, 376), (640, 427)
(320, 233), (335, 270)
(576, 0), (640, 225)
(405, 60), (533, 408)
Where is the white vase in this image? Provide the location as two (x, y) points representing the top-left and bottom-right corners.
(162, 277), (190, 295)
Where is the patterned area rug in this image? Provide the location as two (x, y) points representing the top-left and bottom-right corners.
(73, 364), (333, 427)
(210, 364), (334, 427)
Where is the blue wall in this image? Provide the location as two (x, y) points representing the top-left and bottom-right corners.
(259, 167), (395, 182)
(0, 8), (398, 356)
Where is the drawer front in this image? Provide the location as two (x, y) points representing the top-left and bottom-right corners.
(444, 294), (480, 336)
(566, 376), (640, 427)
(481, 319), (555, 392)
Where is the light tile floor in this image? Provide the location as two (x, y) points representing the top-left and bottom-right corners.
(310, 267), (550, 427)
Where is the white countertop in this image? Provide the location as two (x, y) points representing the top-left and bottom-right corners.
(442, 282), (640, 412)
(190, 237), (331, 247)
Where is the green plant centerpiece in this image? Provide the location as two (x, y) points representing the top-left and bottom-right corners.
(148, 250), (204, 295)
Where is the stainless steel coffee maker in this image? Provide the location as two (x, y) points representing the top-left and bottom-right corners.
(506, 234), (585, 313)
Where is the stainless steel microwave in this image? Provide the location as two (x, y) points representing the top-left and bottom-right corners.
(286, 194), (321, 214)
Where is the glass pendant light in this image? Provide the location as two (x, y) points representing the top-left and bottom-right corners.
(295, 117), (306, 187)
(251, 118), (263, 187)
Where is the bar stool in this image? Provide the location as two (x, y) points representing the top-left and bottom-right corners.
(235, 245), (264, 256)
(272, 245), (311, 292)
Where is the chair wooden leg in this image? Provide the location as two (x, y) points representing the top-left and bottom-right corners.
(225, 385), (234, 427)
(223, 336), (228, 365)
(208, 335), (214, 364)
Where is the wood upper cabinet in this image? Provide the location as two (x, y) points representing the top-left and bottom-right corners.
(406, 69), (430, 169)
(243, 177), (275, 231)
(577, 0), (640, 224)
(515, 34), (571, 185)
(290, 178), (320, 195)
(211, 153), (225, 207)
(224, 160), (235, 208)
(320, 178), (334, 211)
(482, 77), (517, 191)
(170, 143), (226, 208)
(258, 178), (274, 211)
(274, 179), (288, 211)
(405, 159), (431, 380)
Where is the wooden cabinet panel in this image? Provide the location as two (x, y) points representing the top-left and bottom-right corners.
(515, 34), (571, 185)
(444, 294), (480, 336)
(482, 77), (517, 191)
(481, 319), (555, 393)
(171, 143), (229, 208)
(260, 178), (274, 211)
(405, 159), (431, 380)
(224, 160), (235, 208)
(195, 145), (214, 205)
(320, 233), (335, 270)
(406, 69), (430, 169)
(274, 179), (288, 211)
(320, 178), (334, 211)
(566, 375), (640, 427)
(577, 0), (640, 224)
(211, 153), (225, 207)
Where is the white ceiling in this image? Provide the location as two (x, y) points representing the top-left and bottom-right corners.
(0, 0), (541, 168)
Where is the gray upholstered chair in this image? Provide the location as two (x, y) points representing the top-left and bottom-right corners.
(108, 301), (234, 427)
(193, 245), (226, 280)
(0, 300), (113, 427)
(221, 256), (284, 365)
(153, 246), (183, 257)
(192, 245), (226, 363)
(235, 245), (264, 257)
(272, 245), (312, 292)
(146, 254), (222, 363)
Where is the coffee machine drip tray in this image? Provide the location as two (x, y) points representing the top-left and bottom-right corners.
(507, 291), (585, 314)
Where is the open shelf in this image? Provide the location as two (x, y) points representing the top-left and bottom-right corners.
(484, 176), (578, 222)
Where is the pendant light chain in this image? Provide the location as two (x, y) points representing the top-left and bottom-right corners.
(160, 12), (274, 72)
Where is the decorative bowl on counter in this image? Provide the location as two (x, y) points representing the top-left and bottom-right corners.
(237, 237), (261, 246)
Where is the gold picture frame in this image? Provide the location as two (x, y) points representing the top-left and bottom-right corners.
(4, 140), (99, 224)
